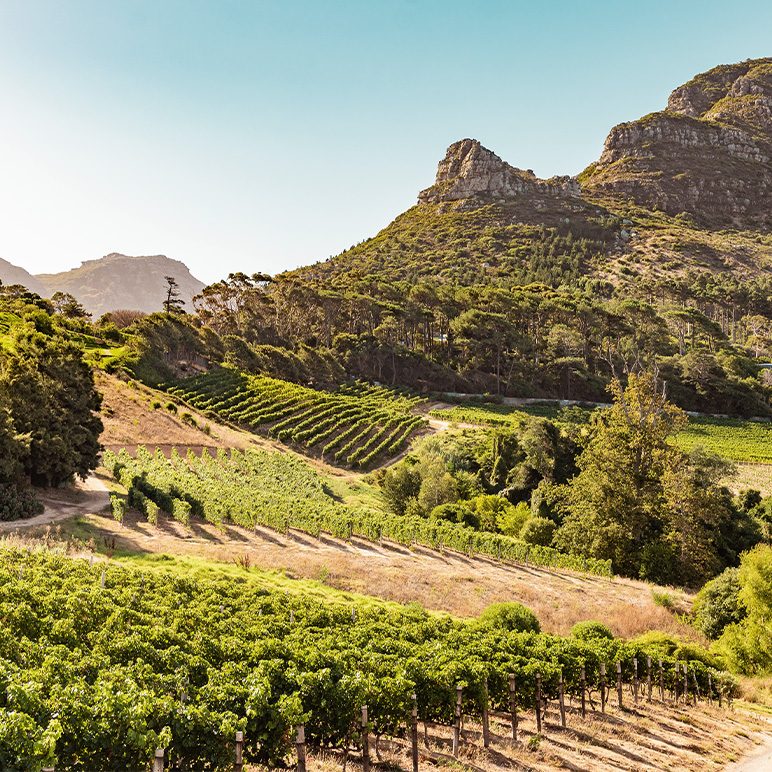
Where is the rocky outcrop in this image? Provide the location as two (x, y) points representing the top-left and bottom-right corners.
(418, 139), (580, 205)
(583, 58), (772, 230)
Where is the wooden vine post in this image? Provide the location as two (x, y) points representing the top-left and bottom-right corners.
(235, 731), (244, 772)
(410, 693), (419, 772)
(683, 664), (689, 706)
(535, 672), (543, 734)
(153, 749), (164, 772)
(361, 705), (370, 772)
(452, 685), (463, 757)
(508, 673), (518, 741)
(616, 661), (623, 709)
(674, 662), (680, 704)
(707, 674), (713, 705)
(633, 658), (639, 704)
(692, 668), (701, 703)
(600, 663), (607, 713)
(658, 659), (665, 702)
(558, 671), (566, 728)
(580, 664), (587, 718)
(646, 656), (653, 702)
(296, 725), (307, 772)
(481, 677), (491, 748)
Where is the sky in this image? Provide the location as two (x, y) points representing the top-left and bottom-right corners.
(0, 0), (770, 283)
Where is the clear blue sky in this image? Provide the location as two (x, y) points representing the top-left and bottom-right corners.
(0, 0), (769, 283)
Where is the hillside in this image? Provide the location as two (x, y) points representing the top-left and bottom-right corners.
(36, 252), (205, 316)
(0, 256), (47, 295)
(296, 58), (772, 287)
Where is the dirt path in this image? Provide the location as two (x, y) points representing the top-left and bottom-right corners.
(0, 475), (110, 532)
(726, 719), (772, 771)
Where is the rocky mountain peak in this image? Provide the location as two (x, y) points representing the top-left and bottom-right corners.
(418, 138), (580, 205)
(583, 57), (772, 230)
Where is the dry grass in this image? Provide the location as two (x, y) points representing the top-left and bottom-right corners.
(32, 506), (700, 639)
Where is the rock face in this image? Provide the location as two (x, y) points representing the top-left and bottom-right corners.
(583, 58), (772, 229)
(37, 253), (206, 317)
(418, 138), (580, 205)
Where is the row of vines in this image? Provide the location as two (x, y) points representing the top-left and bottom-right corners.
(161, 368), (426, 468)
(104, 446), (613, 576)
(0, 549), (735, 771)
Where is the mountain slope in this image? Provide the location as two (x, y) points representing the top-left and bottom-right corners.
(0, 257), (47, 296)
(295, 58), (772, 288)
(37, 253), (206, 316)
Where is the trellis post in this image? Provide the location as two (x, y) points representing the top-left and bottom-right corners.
(558, 670), (566, 728)
(616, 661), (623, 709)
(153, 749), (164, 772)
(235, 730), (244, 772)
(646, 656), (652, 702)
(508, 673), (518, 741)
(361, 705), (370, 771)
(535, 672), (542, 734)
(452, 685), (463, 757)
(411, 693), (419, 772)
(296, 725), (307, 772)
(600, 662), (607, 713)
(580, 664), (587, 718)
(481, 676), (491, 748)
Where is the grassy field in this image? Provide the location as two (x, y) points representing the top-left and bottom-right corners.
(431, 403), (772, 463)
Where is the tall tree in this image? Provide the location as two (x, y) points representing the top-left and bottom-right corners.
(163, 276), (186, 314)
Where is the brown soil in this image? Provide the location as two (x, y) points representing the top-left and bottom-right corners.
(264, 701), (772, 771)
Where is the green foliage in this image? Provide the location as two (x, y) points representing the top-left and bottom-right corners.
(693, 568), (746, 640)
(0, 547), (733, 769)
(652, 591), (675, 610)
(0, 484), (43, 522)
(555, 373), (755, 585)
(162, 368), (425, 468)
(110, 494), (126, 525)
(519, 516), (556, 547)
(570, 621), (614, 641)
(475, 602), (541, 634)
(429, 502), (479, 529)
(716, 545), (772, 674)
(104, 446), (613, 576)
(495, 501), (531, 536)
(0, 298), (102, 491)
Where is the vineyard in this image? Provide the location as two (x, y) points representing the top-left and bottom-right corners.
(103, 446), (613, 575)
(0, 548), (736, 771)
(162, 368), (426, 468)
(430, 403), (772, 463)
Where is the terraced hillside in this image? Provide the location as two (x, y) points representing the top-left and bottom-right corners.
(162, 368), (426, 468)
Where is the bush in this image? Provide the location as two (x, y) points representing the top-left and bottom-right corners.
(110, 494), (126, 525)
(693, 568), (746, 640)
(520, 516), (556, 547)
(0, 484), (43, 522)
(429, 501), (479, 529)
(165, 402), (178, 413)
(495, 501), (530, 536)
(476, 602), (540, 633)
(145, 499), (160, 526)
(652, 591), (675, 610)
(571, 620), (614, 641)
(171, 498), (191, 527)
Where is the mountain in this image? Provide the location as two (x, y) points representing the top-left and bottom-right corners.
(582, 58), (772, 230)
(37, 253), (206, 317)
(0, 258), (47, 296)
(296, 58), (772, 287)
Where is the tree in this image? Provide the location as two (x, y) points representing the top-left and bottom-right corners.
(50, 291), (90, 319)
(0, 328), (103, 486)
(163, 276), (186, 314)
(554, 372), (752, 584)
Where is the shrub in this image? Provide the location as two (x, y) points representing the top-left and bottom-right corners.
(570, 620), (614, 641)
(652, 591), (675, 610)
(110, 494), (126, 525)
(0, 484), (43, 522)
(145, 499), (160, 526)
(171, 498), (191, 527)
(165, 402), (178, 413)
(496, 501), (530, 536)
(429, 501), (479, 529)
(476, 602), (540, 633)
(520, 516), (556, 547)
(693, 568), (746, 640)
(180, 412), (198, 428)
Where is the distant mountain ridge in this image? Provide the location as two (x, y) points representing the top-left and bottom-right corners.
(295, 57), (772, 287)
(1, 253), (205, 317)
